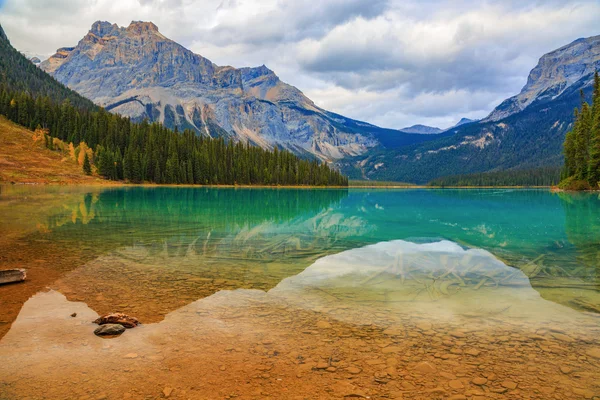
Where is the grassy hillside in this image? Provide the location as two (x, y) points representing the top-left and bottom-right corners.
(0, 116), (108, 184)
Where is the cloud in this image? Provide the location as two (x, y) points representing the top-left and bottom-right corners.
(0, 0), (598, 129)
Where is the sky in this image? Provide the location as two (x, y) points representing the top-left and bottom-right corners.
(0, 0), (599, 130)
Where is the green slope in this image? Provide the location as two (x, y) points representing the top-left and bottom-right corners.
(0, 24), (96, 110)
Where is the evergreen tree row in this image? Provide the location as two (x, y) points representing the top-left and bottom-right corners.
(427, 166), (561, 187)
(0, 30), (347, 186)
(0, 86), (348, 186)
(562, 72), (600, 189)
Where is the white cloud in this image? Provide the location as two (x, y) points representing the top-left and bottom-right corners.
(0, 0), (598, 129)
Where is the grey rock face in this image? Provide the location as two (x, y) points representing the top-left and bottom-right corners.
(93, 323), (125, 337)
(40, 21), (382, 161)
(486, 35), (600, 122)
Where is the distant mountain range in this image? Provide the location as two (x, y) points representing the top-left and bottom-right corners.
(399, 124), (443, 135)
(39, 21), (439, 161)
(399, 118), (476, 135)
(8, 20), (600, 183)
(343, 34), (600, 183)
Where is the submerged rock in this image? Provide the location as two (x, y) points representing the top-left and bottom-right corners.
(94, 323), (125, 337)
(94, 313), (139, 328)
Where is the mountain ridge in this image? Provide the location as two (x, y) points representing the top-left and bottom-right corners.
(342, 34), (600, 183)
(399, 124), (443, 135)
(40, 20), (436, 161)
(485, 35), (600, 122)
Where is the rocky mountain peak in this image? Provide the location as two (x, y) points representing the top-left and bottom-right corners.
(90, 21), (120, 37)
(40, 20), (422, 161)
(126, 21), (160, 35)
(486, 34), (600, 122)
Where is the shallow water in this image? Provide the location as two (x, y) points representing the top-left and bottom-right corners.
(0, 186), (599, 399)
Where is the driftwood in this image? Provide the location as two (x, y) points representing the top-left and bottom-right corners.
(0, 269), (26, 285)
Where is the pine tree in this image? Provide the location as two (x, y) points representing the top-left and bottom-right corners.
(562, 71), (600, 189)
(587, 72), (600, 187)
(83, 152), (92, 175)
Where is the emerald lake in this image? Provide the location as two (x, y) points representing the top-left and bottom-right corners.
(0, 186), (599, 399)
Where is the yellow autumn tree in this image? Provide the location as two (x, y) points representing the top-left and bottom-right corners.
(77, 142), (89, 165)
(68, 142), (76, 161)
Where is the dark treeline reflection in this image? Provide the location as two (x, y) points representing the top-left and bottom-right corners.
(43, 187), (349, 245)
(559, 192), (600, 277)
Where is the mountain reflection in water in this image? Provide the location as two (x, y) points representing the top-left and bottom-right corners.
(1, 239), (599, 400)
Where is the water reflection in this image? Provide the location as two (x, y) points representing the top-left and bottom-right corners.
(2, 187), (600, 341)
(1, 239), (599, 399)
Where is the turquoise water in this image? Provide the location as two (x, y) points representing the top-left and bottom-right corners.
(2, 186), (598, 313)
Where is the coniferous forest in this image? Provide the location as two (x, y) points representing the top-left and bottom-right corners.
(0, 33), (348, 186)
(561, 72), (600, 190)
(428, 166), (561, 187)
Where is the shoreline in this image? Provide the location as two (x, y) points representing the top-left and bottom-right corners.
(1, 180), (556, 189)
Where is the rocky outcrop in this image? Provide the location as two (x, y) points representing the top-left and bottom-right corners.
(41, 21), (431, 161)
(486, 35), (600, 122)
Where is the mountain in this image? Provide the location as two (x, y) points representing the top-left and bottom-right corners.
(343, 34), (600, 184)
(453, 118), (475, 128)
(486, 35), (600, 122)
(40, 21), (435, 161)
(399, 124), (443, 134)
(0, 25), (348, 187)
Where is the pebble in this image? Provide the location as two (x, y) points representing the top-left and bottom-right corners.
(123, 353), (138, 359)
(560, 366), (572, 374)
(416, 322), (432, 331)
(472, 377), (488, 386)
(314, 362), (329, 370)
(316, 321), (332, 329)
(163, 387), (173, 398)
(573, 388), (595, 399)
(448, 379), (464, 389)
(465, 348), (481, 356)
(94, 324), (125, 337)
(414, 361), (436, 374)
(346, 366), (362, 374)
(586, 348), (600, 359)
(501, 380), (518, 390)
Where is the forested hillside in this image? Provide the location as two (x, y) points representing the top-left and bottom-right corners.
(561, 72), (600, 190)
(0, 27), (95, 110)
(343, 35), (600, 185)
(0, 25), (347, 186)
(428, 167), (561, 187)
(344, 75), (594, 184)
